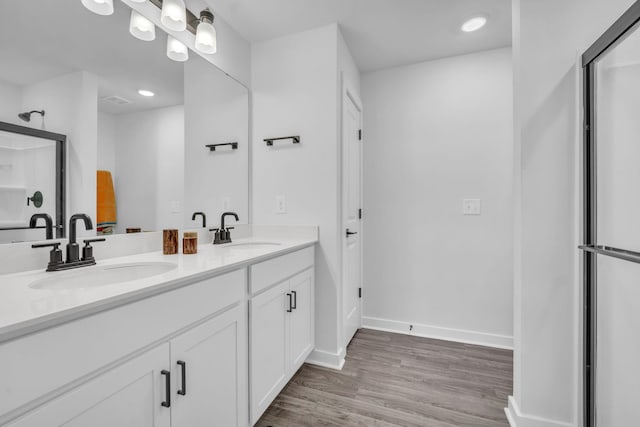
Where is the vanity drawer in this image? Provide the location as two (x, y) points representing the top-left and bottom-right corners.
(250, 246), (314, 294)
(0, 269), (245, 420)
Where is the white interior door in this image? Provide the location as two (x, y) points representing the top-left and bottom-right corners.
(342, 87), (362, 347)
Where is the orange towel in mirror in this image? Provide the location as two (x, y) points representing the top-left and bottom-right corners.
(97, 170), (117, 230)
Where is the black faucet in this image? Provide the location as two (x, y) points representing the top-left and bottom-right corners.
(29, 213), (53, 240)
(68, 213), (93, 263)
(32, 213), (105, 272)
(192, 212), (206, 228)
(221, 212), (239, 230)
(211, 212), (239, 244)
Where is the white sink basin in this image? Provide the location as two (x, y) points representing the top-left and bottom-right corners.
(29, 262), (178, 291)
(224, 242), (281, 250)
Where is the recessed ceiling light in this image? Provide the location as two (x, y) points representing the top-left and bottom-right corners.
(138, 89), (155, 97)
(461, 16), (487, 32)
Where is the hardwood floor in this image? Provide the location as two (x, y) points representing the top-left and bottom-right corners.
(257, 329), (512, 427)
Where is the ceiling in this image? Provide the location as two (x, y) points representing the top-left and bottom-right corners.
(202, 0), (512, 72)
(0, 0), (184, 115)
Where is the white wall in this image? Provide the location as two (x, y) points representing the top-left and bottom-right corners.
(0, 73), (98, 242)
(361, 48), (514, 348)
(0, 81), (22, 125)
(97, 112), (116, 175)
(253, 24), (358, 366)
(510, 0), (636, 426)
(110, 105), (184, 233)
(184, 54), (249, 230)
(21, 71), (98, 238)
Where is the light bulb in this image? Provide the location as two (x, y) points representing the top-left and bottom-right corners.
(161, 0), (187, 32)
(167, 36), (189, 62)
(129, 10), (156, 41)
(195, 10), (217, 54)
(81, 0), (114, 16)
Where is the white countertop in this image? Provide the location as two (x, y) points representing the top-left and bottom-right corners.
(0, 235), (316, 343)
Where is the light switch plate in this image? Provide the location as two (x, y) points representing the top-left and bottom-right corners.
(170, 201), (181, 213)
(463, 199), (481, 215)
(276, 195), (287, 214)
(222, 197), (231, 211)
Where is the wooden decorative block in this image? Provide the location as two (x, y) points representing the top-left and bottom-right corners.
(183, 232), (198, 255)
(163, 229), (179, 255)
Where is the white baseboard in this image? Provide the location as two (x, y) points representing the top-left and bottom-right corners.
(505, 396), (574, 427)
(362, 316), (513, 350)
(305, 347), (345, 370)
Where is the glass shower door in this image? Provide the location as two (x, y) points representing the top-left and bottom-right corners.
(582, 8), (640, 426)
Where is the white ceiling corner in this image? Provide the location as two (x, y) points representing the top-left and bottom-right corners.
(200, 0), (512, 72)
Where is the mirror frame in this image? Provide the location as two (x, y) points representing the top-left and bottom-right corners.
(0, 120), (66, 239)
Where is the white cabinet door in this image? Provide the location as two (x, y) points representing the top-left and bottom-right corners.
(170, 305), (246, 427)
(8, 344), (171, 427)
(250, 280), (290, 423)
(289, 268), (314, 372)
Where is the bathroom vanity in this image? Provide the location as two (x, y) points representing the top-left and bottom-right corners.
(0, 228), (317, 426)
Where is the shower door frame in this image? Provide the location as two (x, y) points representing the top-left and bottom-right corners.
(581, 2), (640, 426)
(0, 121), (66, 239)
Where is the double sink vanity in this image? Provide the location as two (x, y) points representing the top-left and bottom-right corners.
(0, 1), (316, 425)
(0, 225), (318, 426)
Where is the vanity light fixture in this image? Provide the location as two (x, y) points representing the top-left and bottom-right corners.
(81, 0), (114, 15)
(129, 10), (156, 41)
(138, 89), (155, 97)
(461, 16), (487, 32)
(161, 0), (187, 32)
(167, 36), (189, 62)
(195, 9), (217, 54)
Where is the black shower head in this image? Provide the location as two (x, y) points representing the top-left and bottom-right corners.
(18, 110), (45, 122)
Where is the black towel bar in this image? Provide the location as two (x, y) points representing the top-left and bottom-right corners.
(264, 136), (300, 146)
(206, 142), (238, 151)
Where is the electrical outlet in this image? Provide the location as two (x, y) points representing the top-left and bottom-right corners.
(222, 197), (230, 211)
(170, 201), (181, 213)
(463, 199), (481, 215)
(276, 195), (287, 214)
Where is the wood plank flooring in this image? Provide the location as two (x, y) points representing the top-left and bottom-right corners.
(257, 329), (512, 427)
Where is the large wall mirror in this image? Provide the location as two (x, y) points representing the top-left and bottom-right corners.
(0, 0), (249, 244)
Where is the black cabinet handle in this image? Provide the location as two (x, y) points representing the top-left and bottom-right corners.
(286, 293), (293, 312)
(346, 229), (358, 237)
(177, 361), (187, 396)
(161, 370), (171, 408)
(291, 291), (297, 310)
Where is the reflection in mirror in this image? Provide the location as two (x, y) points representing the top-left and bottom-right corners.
(0, 0), (249, 244)
(95, 6), (185, 235)
(184, 54), (249, 231)
(0, 126), (65, 243)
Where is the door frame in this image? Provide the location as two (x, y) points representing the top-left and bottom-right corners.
(580, 3), (640, 426)
(340, 72), (363, 349)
